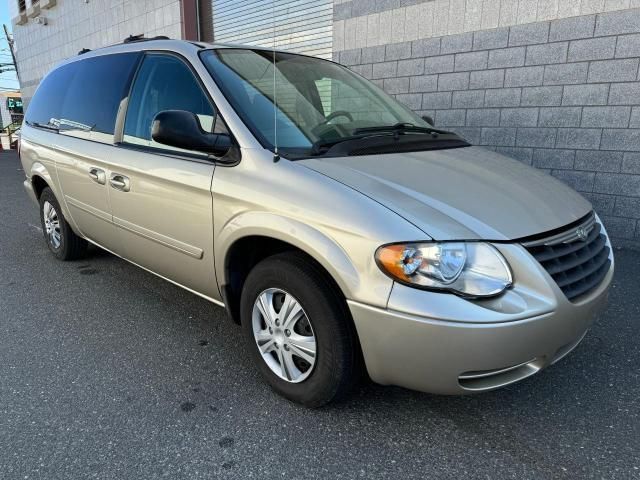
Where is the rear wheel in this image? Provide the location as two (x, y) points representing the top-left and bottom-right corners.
(39, 187), (87, 260)
(240, 252), (358, 407)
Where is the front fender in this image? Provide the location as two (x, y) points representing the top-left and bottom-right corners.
(215, 211), (392, 307)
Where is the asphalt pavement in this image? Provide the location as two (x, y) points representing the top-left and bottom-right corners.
(0, 151), (638, 479)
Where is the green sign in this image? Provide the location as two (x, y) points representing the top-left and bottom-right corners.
(7, 97), (23, 113)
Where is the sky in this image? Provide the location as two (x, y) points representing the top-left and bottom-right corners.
(0, 2), (20, 92)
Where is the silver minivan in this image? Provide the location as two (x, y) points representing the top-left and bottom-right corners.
(20, 38), (613, 406)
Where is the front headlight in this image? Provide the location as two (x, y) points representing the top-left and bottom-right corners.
(375, 242), (512, 297)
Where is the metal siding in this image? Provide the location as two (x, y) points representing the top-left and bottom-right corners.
(212, 0), (333, 59)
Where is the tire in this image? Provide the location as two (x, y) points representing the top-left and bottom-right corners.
(240, 252), (358, 407)
(39, 187), (87, 261)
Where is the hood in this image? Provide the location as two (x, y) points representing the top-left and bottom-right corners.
(300, 146), (592, 241)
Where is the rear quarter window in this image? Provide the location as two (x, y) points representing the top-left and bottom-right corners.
(26, 52), (140, 140)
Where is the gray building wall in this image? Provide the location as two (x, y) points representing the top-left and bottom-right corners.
(334, 3), (640, 249)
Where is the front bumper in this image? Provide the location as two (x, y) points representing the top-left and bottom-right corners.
(350, 242), (613, 395)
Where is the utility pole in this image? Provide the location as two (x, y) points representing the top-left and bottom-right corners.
(3, 24), (20, 86)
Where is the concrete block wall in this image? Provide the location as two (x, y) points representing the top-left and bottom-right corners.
(335, 6), (640, 249)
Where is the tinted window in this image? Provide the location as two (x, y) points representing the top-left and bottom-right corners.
(124, 54), (215, 152)
(25, 64), (74, 130)
(26, 53), (139, 137)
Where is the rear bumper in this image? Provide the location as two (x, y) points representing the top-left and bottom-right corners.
(349, 243), (613, 395)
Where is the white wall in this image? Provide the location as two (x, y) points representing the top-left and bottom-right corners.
(10, 0), (183, 102)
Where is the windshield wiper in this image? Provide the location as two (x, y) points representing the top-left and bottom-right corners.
(353, 122), (448, 136)
(311, 123), (451, 155)
(26, 121), (59, 133)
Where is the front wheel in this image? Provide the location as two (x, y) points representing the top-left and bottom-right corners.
(240, 252), (359, 407)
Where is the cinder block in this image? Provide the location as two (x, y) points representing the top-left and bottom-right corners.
(538, 107), (582, 127)
(409, 74), (439, 92)
(581, 106), (632, 128)
(533, 148), (576, 169)
(454, 51), (489, 71)
(509, 22), (550, 46)
(452, 90), (486, 108)
(371, 61), (398, 79)
(466, 108), (501, 126)
(549, 15), (596, 41)
(587, 59), (639, 83)
(385, 41), (412, 61)
(543, 63), (589, 85)
(441, 33), (474, 54)
(484, 88), (522, 107)
(552, 170), (596, 191)
(397, 58), (425, 76)
(505, 66), (545, 87)
(411, 38), (441, 58)
(614, 196), (640, 219)
(595, 8), (640, 36)
(601, 129), (640, 151)
(422, 91), (453, 109)
(615, 33), (640, 58)
(481, 127), (518, 146)
(516, 127), (556, 147)
(630, 107), (640, 128)
(521, 86), (564, 106)
(575, 150), (624, 172)
(525, 42), (568, 65)
(340, 48), (362, 66)
(438, 72), (470, 91)
(568, 37), (616, 62)
(501, 108), (540, 127)
(473, 28), (509, 50)
(556, 128), (603, 149)
(436, 109), (467, 126)
(361, 46), (386, 64)
(423, 55), (455, 74)
(488, 47), (526, 68)
(470, 69), (505, 89)
(609, 82), (640, 105)
(594, 172), (640, 196)
(562, 84), (609, 105)
(622, 152), (640, 173)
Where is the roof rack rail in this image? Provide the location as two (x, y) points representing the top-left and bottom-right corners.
(123, 34), (170, 44)
(78, 48), (91, 55)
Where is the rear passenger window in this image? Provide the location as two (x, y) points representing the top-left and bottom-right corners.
(25, 53), (140, 142)
(123, 54), (215, 154)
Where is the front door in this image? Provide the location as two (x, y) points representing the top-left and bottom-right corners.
(107, 53), (220, 299)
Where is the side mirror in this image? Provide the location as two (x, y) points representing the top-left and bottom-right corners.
(421, 115), (434, 126)
(151, 110), (232, 157)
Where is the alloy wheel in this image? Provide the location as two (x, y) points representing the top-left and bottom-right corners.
(252, 288), (317, 383)
(43, 201), (62, 249)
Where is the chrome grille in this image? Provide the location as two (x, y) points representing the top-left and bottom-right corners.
(523, 213), (611, 302)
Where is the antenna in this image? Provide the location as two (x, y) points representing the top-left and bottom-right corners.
(272, 0), (280, 163)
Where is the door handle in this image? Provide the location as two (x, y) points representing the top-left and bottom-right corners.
(109, 173), (130, 192)
(88, 167), (106, 185)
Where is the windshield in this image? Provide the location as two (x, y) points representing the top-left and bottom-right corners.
(200, 48), (449, 157)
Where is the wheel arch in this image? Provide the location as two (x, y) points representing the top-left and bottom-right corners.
(216, 213), (361, 324)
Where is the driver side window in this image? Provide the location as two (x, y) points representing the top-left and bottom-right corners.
(123, 54), (219, 155)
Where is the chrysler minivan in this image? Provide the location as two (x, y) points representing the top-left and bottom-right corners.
(20, 38), (613, 406)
